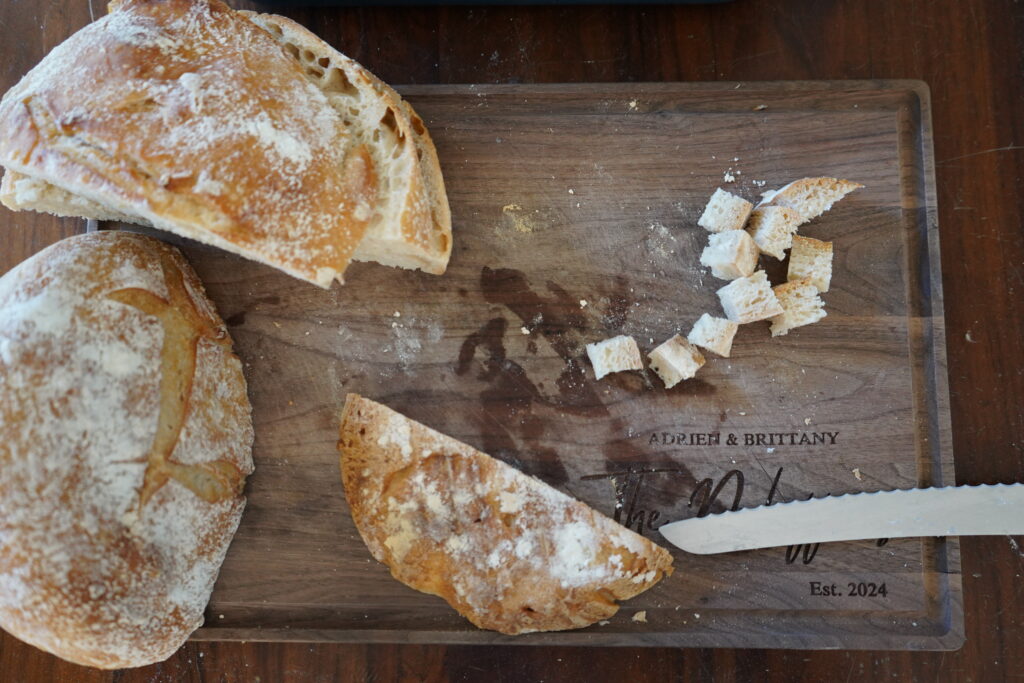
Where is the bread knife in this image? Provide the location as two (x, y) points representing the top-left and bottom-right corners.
(658, 484), (1024, 554)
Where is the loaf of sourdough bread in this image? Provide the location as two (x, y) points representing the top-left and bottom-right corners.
(0, 231), (253, 668)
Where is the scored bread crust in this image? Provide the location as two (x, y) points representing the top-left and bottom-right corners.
(0, 231), (254, 668)
(0, 0), (376, 288)
(338, 395), (673, 635)
(240, 12), (452, 275)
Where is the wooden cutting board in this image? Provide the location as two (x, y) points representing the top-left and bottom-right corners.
(106, 80), (958, 649)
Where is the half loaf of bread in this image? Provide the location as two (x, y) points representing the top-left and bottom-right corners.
(338, 395), (674, 635)
(0, 0), (378, 288)
(0, 231), (253, 668)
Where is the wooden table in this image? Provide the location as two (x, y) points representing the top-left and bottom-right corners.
(1, 0), (1021, 680)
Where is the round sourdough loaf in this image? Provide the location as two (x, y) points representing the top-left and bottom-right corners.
(0, 231), (253, 669)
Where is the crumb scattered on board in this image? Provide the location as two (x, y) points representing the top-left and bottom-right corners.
(501, 203), (535, 233)
(852, 468), (863, 481)
(632, 610), (648, 623)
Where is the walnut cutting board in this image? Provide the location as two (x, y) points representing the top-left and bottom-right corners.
(105, 80), (958, 649)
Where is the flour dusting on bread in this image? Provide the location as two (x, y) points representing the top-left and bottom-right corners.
(0, 232), (253, 669)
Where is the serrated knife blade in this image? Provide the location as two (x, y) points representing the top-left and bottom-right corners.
(658, 484), (1024, 554)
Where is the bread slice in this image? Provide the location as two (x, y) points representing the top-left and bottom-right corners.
(757, 177), (863, 225)
(770, 279), (827, 336)
(716, 270), (784, 324)
(699, 229), (759, 280)
(338, 395), (674, 635)
(746, 206), (801, 259)
(0, 171), (139, 222)
(586, 335), (643, 380)
(687, 313), (739, 357)
(240, 12), (452, 275)
(648, 335), (705, 388)
(697, 188), (753, 233)
(0, 0), (376, 288)
(788, 235), (833, 292)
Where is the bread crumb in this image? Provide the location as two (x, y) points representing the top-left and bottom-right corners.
(965, 331), (977, 343)
(852, 468), (863, 481)
(580, 299), (588, 308)
(599, 620), (610, 626)
(273, 321), (281, 328)
(723, 171), (736, 183)
(393, 311), (401, 318)
(520, 326), (530, 335)
(753, 104), (767, 111)
(753, 179), (767, 187)
(568, 188), (575, 195)
(632, 610), (647, 623)
(628, 99), (638, 110)
(500, 203), (534, 233)
(804, 417), (812, 425)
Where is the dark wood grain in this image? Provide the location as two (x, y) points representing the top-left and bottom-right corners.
(1, 0), (1022, 680)
(89, 80), (955, 650)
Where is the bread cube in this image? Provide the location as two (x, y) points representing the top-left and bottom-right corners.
(699, 230), (759, 280)
(770, 279), (827, 337)
(757, 177), (863, 226)
(586, 335), (643, 380)
(716, 270), (784, 324)
(697, 188), (753, 233)
(746, 206), (801, 259)
(648, 335), (705, 388)
(687, 313), (739, 357)
(788, 235), (833, 292)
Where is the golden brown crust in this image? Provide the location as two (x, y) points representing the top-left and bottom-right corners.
(0, 231), (253, 668)
(338, 395), (673, 635)
(0, 0), (376, 287)
(756, 177), (863, 225)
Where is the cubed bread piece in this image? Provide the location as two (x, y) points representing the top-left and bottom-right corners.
(586, 335), (643, 380)
(746, 206), (801, 259)
(788, 235), (834, 292)
(716, 270), (784, 324)
(687, 313), (739, 357)
(648, 335), (706, 388)
(757, 177), (863, 226)
(697, 188), (753, 233)
(770, 279), (827, 337)
(699, 230), (759, 280)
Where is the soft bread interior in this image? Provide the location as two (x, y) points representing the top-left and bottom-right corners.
(1, 170), (139, 223)
(242, 12), (452, 275)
